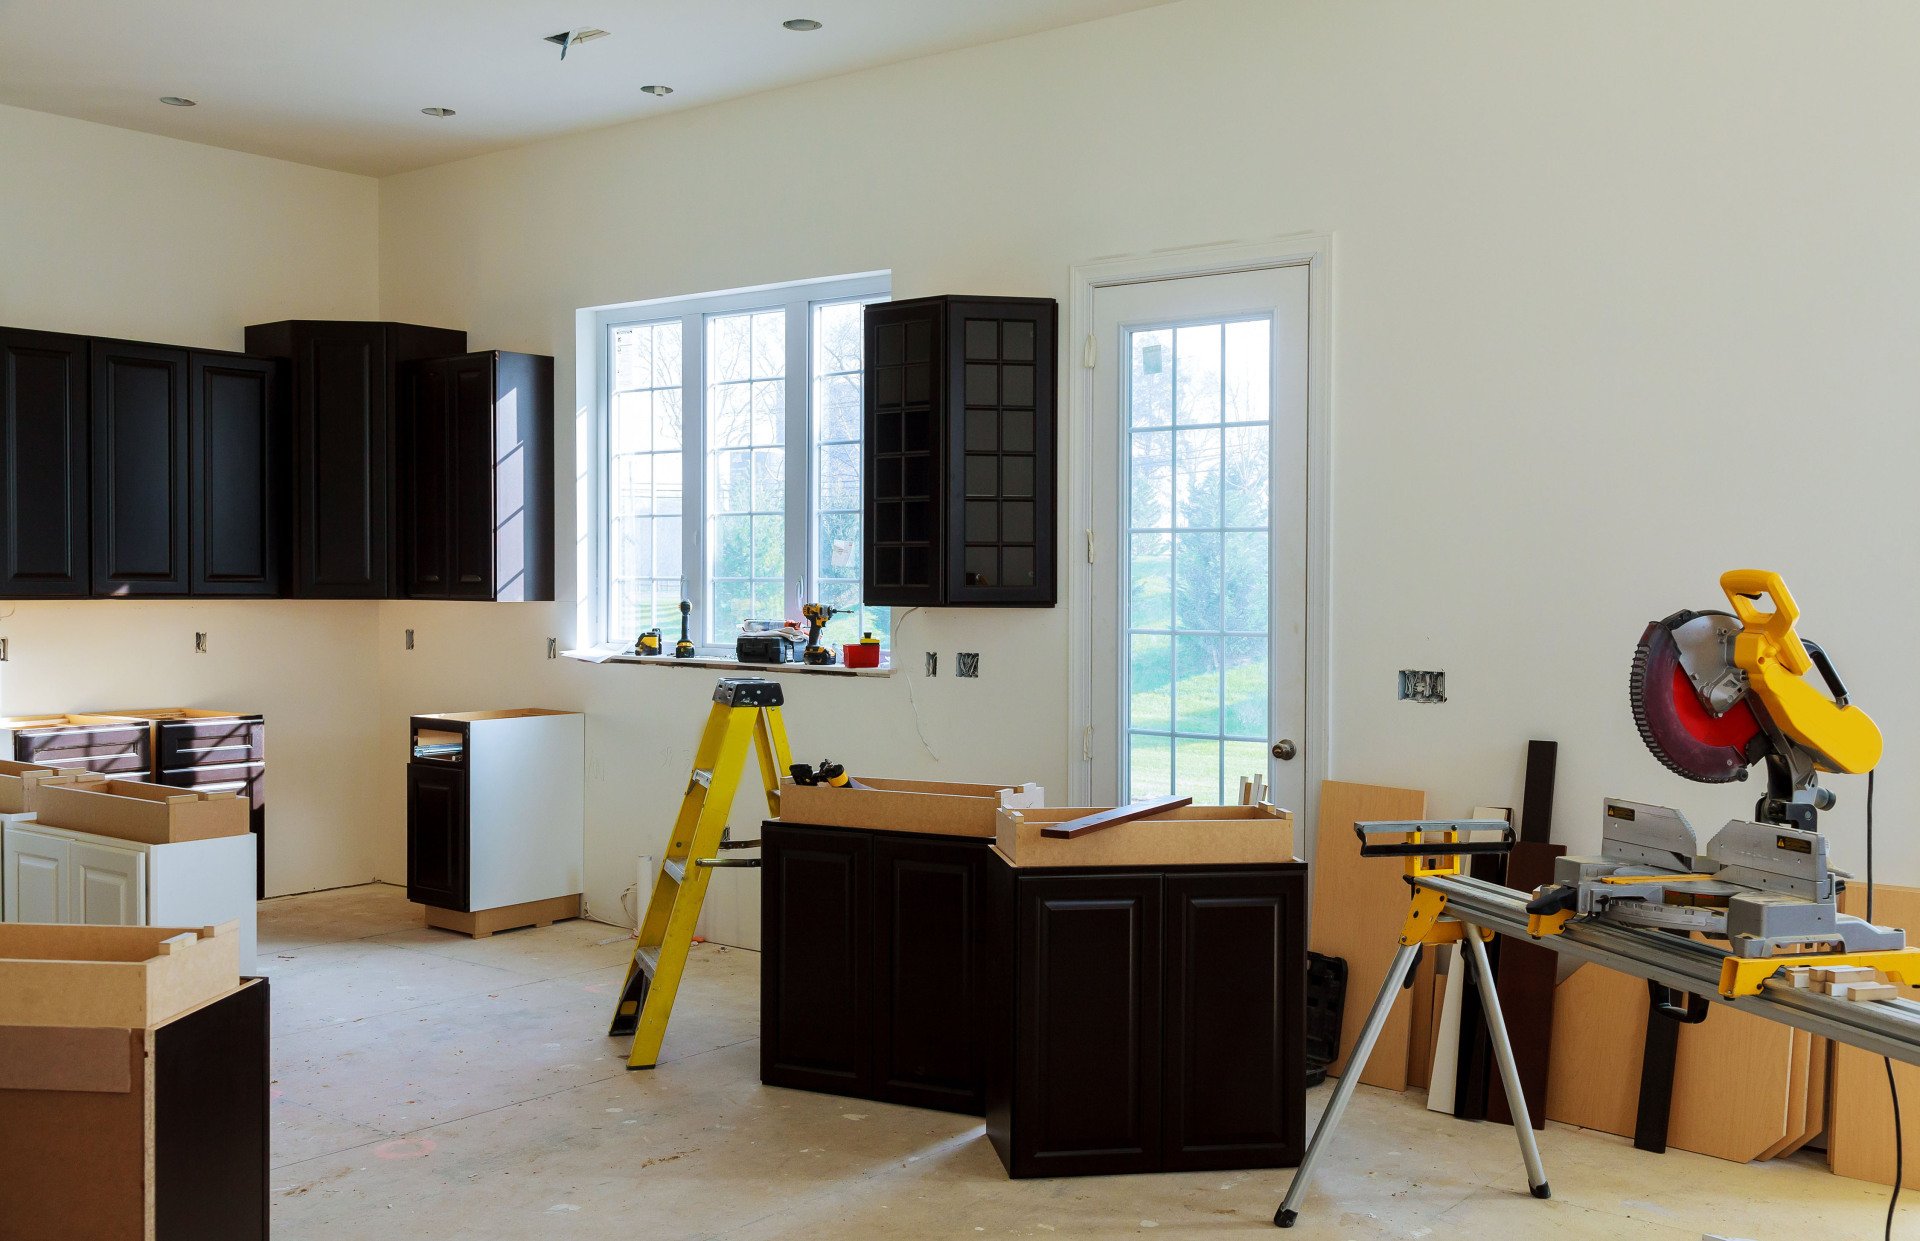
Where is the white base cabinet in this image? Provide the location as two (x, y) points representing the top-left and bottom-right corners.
(2, 821), (256, 971)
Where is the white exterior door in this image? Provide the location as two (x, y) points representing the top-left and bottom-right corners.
(5, 826), (70, 922)
(1088, 264), (1310, 811)
(68, 839), (146, 926)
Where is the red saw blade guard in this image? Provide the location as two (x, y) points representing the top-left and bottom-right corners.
(1630, 619), (1762, 783)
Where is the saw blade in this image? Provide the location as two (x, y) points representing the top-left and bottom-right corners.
(1630, 617), (1762, 783)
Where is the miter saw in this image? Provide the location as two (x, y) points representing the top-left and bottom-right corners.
(1527, 570), (1904, 963)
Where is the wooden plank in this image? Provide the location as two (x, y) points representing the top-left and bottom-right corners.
(1829, 882), (1920, 1187)
(1755, 1029), (1811, 1161)
(1309, 779), (1427, 1089)
(1775, 1036), (1827, 1158)
(1404, 947), (1438, 1090)
(1039, 796), (1192, 839)
(1425, 944), (1463, 1113)
(1667, 994), (1795, 1162)
(1453, 851), (1505, 1119)
(1518, 740), (1557, 845)
(1487, 840), (1566, 1128)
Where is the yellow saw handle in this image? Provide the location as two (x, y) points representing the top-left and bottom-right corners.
(1718, 569), (1882, 774)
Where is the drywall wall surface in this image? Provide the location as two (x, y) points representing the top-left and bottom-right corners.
(371, 0), (1920, 927)
(0, 104), (382, 894)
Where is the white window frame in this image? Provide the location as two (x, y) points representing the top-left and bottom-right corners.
(591, 271), (890, 655)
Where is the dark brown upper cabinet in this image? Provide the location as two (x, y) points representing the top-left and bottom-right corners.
(244, 320), (466, 598)
(190, 353), (286, 596)
(398, 351), (554, 601)
(863, 296), (1058, 608)
(91, 340), (190, 596)
(0, 327), (91, 596)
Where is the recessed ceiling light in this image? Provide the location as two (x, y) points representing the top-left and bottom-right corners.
(640, 84), (673, 97)
(159, 96), (196, 107)
(782, 18), (822, 31)
(421, 106), (456, 118)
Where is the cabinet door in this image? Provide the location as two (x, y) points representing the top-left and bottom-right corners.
(296, 324), (390, 597)
(400, 358), (452, 597)
(760, 824), (873, 1097)
(872, 834), (986, 1113)
(448, 354), (497, 599)
(0, 327), (90, 596)
(1162, 871), (1305, 1170)
(4, 827), (68, 922)
(863, 301), (945, 606)
(92, 340), (189, 595)
(69, 839), (147, 925)
(406, 762), (468, 911)
(1012, 873), (1162, 1176)
(191, 353), (284, 595)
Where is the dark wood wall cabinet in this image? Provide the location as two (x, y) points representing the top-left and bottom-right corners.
(760, 821), (990, 1115)
(0, 328), (91, 596)
(862, 296), (1058, 608)
(984, 860), (1307, 1178)
(399, 351), (555, 601)
(245, 320), (467, 598)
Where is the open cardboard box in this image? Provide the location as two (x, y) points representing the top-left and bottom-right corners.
(779, 776), (1044, 838)
(0, 757), (59, 814)
(995, 802), (1295, 868)
(26, 772), (249, 845)
(0, 921), (240, 1030)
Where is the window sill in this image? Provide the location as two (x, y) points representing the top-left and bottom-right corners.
(561, 645), (894, 678)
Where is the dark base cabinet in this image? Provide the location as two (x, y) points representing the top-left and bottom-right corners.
(985, 860), (1307, 1178)
(406, 759), (470, 912)
(760, 822), (988, 1115)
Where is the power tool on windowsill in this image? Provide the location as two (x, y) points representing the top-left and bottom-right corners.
(637, 628), (663, 657)
(1527, 570), (1908, 983)
(674, 600), (696, 659)
(801, 602), (841, 666)
(789, 760), (869, 790)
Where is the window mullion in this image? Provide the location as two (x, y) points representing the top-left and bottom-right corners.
(784, 296), (810, 621)
(683, 311), (705, 647)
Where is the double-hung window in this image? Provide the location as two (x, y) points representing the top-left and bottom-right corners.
(598, 273), (890, 656)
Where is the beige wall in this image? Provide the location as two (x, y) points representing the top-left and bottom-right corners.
(376, 0), (1920, 930)
(0, 104), (383, 895)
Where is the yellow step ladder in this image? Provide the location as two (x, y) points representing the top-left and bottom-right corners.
(608, 677), (793, 1069)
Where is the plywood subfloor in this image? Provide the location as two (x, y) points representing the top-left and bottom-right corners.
(260, 883), (1903, 1239)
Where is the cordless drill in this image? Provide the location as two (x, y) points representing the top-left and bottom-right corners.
(673, 600), (696, 658)
(801, 602), (840, 665)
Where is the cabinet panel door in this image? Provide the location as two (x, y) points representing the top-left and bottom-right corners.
(407, 763), (468, 910)
(400, 359), (451, 597)
(301, 326), (388, 597)
(872, 834), (985, 1113)
(1162, 871), (1305, 1169)
(92, 341), (189, 595)
(69, 839), (147, 925)
(5, 827), (68, 922)
(1013, 873), (1162, 1176)
(862, 301), (945, 606)
(760, 824), (872, 1096)
(448, 355), (496, 599)
(191, 353), (283, 595)
(154, 980), (269, 1241)
(0, 327), (90, 596)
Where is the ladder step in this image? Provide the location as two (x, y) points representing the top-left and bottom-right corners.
(662, 858), (686, 883)
(635, 945), (660, 978)
(691, 768), (713, 788)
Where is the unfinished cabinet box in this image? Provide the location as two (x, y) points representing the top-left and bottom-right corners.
(243, 320), (467, 597)
(105, 708), (267, 898)
(0, 327), (91, 597)
(0, 923), (264, 1241)
(399, 350), (555, 601)
(862, 296), (1058, 608)
(407, 709), (583, 936)
(0, 714), (151, 776)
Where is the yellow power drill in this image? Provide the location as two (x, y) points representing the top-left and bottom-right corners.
(801, 603), (840, 665)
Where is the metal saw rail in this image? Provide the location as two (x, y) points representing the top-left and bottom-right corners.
(1419, 871), (1920, 1066)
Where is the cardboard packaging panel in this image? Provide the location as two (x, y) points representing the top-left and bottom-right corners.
(0, 922), (240, 1029)
(995, 803), (1293, 868)
(781, 776), (1043, 838)
(27, 772), (248, 845)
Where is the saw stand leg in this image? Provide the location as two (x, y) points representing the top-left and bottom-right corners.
(1274, 921), (1550, 1228)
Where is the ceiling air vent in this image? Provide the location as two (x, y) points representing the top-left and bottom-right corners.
(545, 28), (610, 59)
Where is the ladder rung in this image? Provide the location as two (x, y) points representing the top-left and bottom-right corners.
(718, 838), (761, 850)
(635, 946), (660, 978)
(662, 858), (685, 883)
(696, 857), (762, 869)
(691, 768), (713, 788)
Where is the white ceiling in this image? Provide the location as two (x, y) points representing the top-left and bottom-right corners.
(0, 0), (1170, 177)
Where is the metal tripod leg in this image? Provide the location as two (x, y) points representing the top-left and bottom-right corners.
(1275, 941), (1421, 1228)
(1461, 922), (1550, 1198)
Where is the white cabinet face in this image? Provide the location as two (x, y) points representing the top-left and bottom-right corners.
(68, 840), (146, 926)
(7, 838), (66, 922)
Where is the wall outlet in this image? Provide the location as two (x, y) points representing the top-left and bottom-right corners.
(1399, 669), (1445, 703)
(194, 632), (208, 654)
(956, 652), (980, 679)
(925, 651), (938, 677)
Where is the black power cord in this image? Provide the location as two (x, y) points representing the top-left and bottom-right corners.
(1866, 769), (1902, 1240)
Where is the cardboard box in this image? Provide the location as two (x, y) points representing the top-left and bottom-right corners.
(779, 776), (1043, 838)
(0, 922), (240, 1030)
(26, 772), (248, 845)
(995, 802), (1295, 868)
(0, 757), (59, 814)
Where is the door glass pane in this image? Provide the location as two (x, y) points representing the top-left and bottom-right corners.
(608, 320), (684, 645)
(1123, 315), (1272, 804)
(706, 309), (785, 643)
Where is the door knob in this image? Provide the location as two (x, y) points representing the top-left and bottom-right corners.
(1272, 739), (1296, 761)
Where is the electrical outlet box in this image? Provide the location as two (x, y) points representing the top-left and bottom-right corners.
(956, 652), (980, 679)
(405, 628), (415, 650)
(925, 652), (938, 677)
(1399, 669), (1445, 703)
